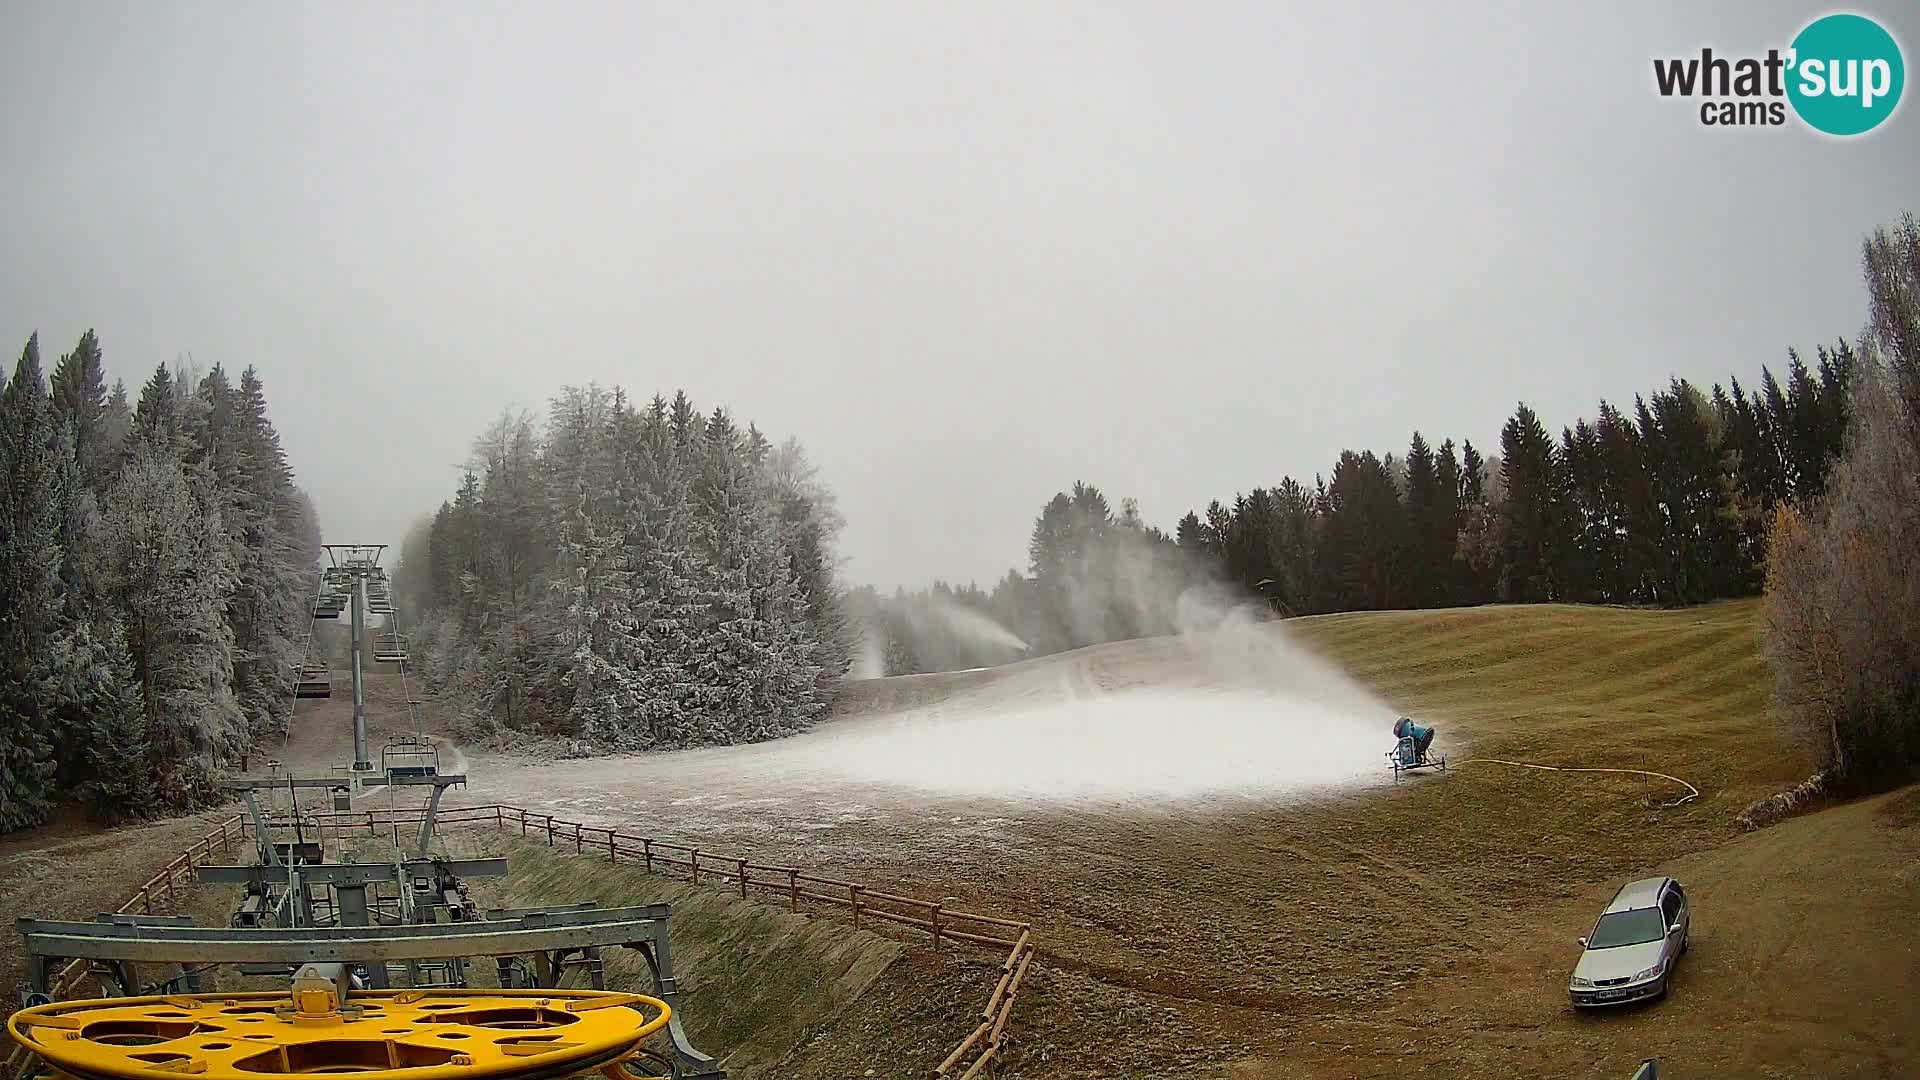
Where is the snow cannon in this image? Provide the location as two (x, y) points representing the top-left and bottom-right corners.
(1386, 716), (1446, 779)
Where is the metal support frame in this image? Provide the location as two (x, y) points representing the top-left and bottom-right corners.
(228, 772), (465, 867)
(349, 578), (369, 771)
(320, 544), (385, 775)
(225, 779), (355, 869)
(18, 905), (725, 1078)
(411, 779), (455, 858)
(194, 858), (509, 891)
(381, 736), (440, 781)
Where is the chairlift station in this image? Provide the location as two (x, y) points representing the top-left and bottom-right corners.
(9, 543), (727, 1080)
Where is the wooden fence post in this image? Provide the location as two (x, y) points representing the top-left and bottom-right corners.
(608, 830), (617, 863)
(496, 806), (505, 833)
(574, 823), (583, 854)
(690, 850), (700, 884)
(519, 809), (528, 838)
(545, 815), (555, 846)
(932, 905), (942, 953)
(850, 885), (862, 930)
(735, 858), (748, 899)
(642, 839), (653, 874)
(788, 870), (798, 912)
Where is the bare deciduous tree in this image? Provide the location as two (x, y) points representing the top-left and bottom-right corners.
(1763, 213), (1920, 793)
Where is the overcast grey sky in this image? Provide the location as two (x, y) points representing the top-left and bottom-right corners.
(3, 2), (1914, 590)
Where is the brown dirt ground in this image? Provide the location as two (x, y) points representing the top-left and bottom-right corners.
(0, 806), (239, 999)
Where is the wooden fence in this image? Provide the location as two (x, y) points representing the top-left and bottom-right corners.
(4, 813), (246, 1079)
(10, 803), (1034, 1079)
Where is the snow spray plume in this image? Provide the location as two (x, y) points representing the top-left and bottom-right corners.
(790, 534), (1404, 803)
(849, 624), (886, 680)
(924, 593), (1029, 653)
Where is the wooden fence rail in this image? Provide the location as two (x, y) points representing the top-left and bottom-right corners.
(12, 801), (1033, 1079)
(261, 804), (1033, 956)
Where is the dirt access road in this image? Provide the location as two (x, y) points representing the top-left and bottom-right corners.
(102, 602), (1920, 1075)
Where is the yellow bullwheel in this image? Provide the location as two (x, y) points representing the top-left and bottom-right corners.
(6, 988), (671, 1080)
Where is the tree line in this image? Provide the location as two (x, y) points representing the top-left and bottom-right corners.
(1186, 350), (1852, 615)
(1763, 211), (1920, 795)
(863, 345), (1859, 676)
(394, 386), (852, 749)
(1, 331), (319, 833)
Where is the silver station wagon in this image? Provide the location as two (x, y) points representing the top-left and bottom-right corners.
(1569, 875), (1691, 1007)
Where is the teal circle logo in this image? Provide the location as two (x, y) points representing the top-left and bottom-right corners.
(1787, 13), (1905, 135)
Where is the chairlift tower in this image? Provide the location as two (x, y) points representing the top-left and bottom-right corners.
(322, 544), (386, 780)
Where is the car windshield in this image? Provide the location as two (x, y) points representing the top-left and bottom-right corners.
(1586, 908), (1667, 949)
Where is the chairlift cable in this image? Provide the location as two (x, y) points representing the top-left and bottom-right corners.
(281, 562), (329, 753)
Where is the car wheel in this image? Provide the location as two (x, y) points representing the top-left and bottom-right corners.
(1681, 929), (1690, 954)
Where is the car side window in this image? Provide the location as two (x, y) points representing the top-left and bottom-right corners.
(1660, 890), (1681, 926)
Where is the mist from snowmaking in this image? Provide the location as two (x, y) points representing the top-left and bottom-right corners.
(845, 590), (1030, 680)
(924, 593), (1030, 653)
(848, 627), (886, 680)
(785, 572), (1398, 803)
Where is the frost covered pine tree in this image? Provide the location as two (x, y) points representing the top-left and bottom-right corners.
(239, 366), (311, 732)
(693, 408), (825, 742)
(0, 336), (71, 829)
(47, 332), (118, 621)
(50, 330), (116, 493)
(103, 438), (244, 810)
(541, 386), (639, 743)
(49, 613), (148, 820)
(189, 365), (306, 746)
(761, 435), (855, 687)
(614, 396), (713, 746)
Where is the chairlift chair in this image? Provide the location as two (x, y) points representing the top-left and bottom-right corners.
(372, 632), (409, 663)
(381, 736), (439, 780)
(294, 663), (332, 698)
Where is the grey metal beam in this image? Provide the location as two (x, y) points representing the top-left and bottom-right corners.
(384, 774), (467, 787)
(93, 914), (194, 926)
(415, 783), (452, 858)
(20, 907), (672, 965)
(486, 902), (599, 919)
(194, 858), (509, 886)
(488, 903), (670, 927)
(221, 778), (356, 791)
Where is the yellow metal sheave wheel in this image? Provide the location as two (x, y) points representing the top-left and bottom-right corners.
(6, 989), (670, 1080)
